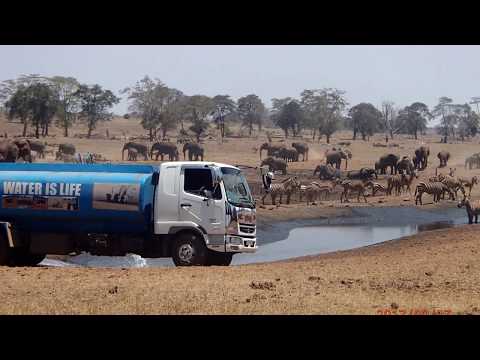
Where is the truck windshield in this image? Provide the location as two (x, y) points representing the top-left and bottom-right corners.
(221, 167), (255, 208)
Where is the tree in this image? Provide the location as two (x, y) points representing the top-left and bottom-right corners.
(272, 100), (304, 138)
(456, 104), (480, 140)
(380, 101), (400, 140)
(237, 94), (265, 136)
(348, 103), (383, 141)
(156, 88), (184, 139)
(398, 102), (432, 140)
(211, 95), (237, 140)
(432, 97), (454, 143)
(75, 84), (120, 138)
(178, 95), (215, 142)
(4, 85), (31, 136)
(5, 83), (58, 138)
(1, 74), (51, 135)
(121, 76), (170, 141)
(49, 76), (81, 137)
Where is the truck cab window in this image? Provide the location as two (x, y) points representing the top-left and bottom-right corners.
(184, 168), (222, 199)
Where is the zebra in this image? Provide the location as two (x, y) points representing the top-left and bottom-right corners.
(386, 173), (411, 196)
(458, 176), (478, 196)
(299, 183), (320, 205)
(261, 176), (300, 205)
(337, 179), (368, 203)
(365, 181), (387, 196)
(414, 182), (454, 205)
(440, 175), (465, 200)
(311, 181), (336, 201)
(458, 195), (480, 224)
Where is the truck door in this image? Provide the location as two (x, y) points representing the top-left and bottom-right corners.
(179, 167), (224, 237)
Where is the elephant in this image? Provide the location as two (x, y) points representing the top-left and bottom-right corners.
(259, 143), (286, 159)
(260, 157), (287, 175)
(183, 143), (204, 161)
(128, 148), (138, 161)
(465, 153), (480, 170)
(278, 148), (298, 162)
(376, 154), (400, 175)
(437, 151), (450, 168)
(12, 139), (32, 163)
(313, 164), (341, 180)
(121, 142), (148, 161)
(58, 143), (76, 156)
(291, 142), (309, 161)
(0, 141), (19, 162)
(396, 156), (415, 175)
(346, 168), (378, 180)
(150, 142), (179, 161)
(325, 149), (351, 170)
(414, 146), (429, 170)
(28, 140), (46, 159)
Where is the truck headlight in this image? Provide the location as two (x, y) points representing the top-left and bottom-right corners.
(229, 236), (243, 245)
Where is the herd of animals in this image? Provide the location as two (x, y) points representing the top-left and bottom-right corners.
(256, 142), (480, 222)
(1, 135), (480, 223)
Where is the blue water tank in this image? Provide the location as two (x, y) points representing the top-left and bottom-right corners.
(0, 163), (158, 234)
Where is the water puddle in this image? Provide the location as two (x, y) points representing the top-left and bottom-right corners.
(39, 206), (468, 268)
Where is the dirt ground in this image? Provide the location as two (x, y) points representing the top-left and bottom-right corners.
(1, 225), (479, 314)
(1, 115), (480, 314)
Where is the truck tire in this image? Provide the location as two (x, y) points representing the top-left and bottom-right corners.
(207, 250), (233, 266)
(0, 231), (12, 266)
(10, 248), (46, 267)
(172, 232), (207, 266)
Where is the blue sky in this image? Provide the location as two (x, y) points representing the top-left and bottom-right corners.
(1, 45), (479, 124)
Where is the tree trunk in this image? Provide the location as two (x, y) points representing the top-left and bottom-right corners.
(64, 121), (69, 137)
(162, 128), (167, 139)
(23, 119), (28, 137)
(390, 129), (394, 139)
(353, 129), (357, 140)
(149, 128), (153, 142)
(414, 131), (418, 140)
(361, 133), (366, 141)
(87, 121), (93, 139)
(35, 123), (40, 139)
(326, 134), (330, 144)
(312, 128), (316, 141)
(284, 129), (288, 138)
(249, 122), (253, 137)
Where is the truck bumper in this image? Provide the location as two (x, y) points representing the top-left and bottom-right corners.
(207, 235), (257, 253)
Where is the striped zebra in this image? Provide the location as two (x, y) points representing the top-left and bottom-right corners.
(386, 173), (408, 196)
(458, 195), (480, 224)
(458, 176), (478, 196)
(299, 183), (319, 205)
(365, 181), (387, 196)
(261, 176), (300, 205)
(415, 181), (454, 205)
(337, 179), (368, 203)
(441, 175), (465, 200)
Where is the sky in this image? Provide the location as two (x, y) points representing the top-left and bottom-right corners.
(1, 45), (479, 124)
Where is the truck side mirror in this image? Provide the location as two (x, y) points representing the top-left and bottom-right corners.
(202, 189), (213, 199)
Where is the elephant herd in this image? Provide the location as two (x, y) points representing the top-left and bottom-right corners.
(121, 141), (205, 162)
(0, 139), (47, 163)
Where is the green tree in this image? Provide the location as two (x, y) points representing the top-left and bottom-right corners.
(432, 97), (454, 143)
(178, 95), (215, 142)
(272, 100), (304, 138)
(237, 94), (265, 136)
(121, 76), (170, 141)
(380, 101), (400, 140)
(4, 85), (31, 136)
(49, 76), (81, 137)
(211, 95), (237, 139)
(156, 88), (185, 139)
(75, 84), (120, 138)
(348, 102), (382, 141)
(397, 102), (432, 140)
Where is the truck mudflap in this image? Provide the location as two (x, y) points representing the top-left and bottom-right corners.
(207, 235), (257, 253)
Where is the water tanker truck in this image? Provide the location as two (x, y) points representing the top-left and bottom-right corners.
(0, 161), (257, 266)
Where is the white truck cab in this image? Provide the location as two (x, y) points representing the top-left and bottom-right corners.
(154, 161), (257, 265)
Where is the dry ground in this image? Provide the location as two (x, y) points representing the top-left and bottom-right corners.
(2, 115), (480, 314)
(1, 225), (479, 314)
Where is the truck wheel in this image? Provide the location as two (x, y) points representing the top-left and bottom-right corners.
(0, 231), (12, 266)
(11, 249), (46, 267)
(207, 250), (233, 266)
(172, 232), (207, 266)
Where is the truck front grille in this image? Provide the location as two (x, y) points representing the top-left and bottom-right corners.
(239, 223), (255, 234)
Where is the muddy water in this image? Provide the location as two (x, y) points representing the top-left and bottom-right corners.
(40, 206), (468, 268)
